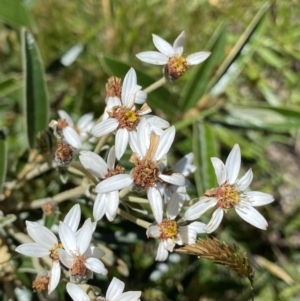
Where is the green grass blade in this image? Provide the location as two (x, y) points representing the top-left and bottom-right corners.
(22, 28), (49, 149)
(179, 24), (227, 112)
(0, 130), (7, 194)
(0, 0), (33, 29)
(193, 122), (218, 196)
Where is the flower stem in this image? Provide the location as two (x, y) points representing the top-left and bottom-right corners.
(117, 208), (151, 229)
(94, 134), (111, 154)
(143, 77), (166, 94)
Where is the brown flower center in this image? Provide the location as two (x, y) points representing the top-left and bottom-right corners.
(50, 243), (63, 261)
(106, 76), (122, 99)
(109, 106), (140, 131)
(205, 183), (240, 210)
(106, 165), (124, 178)
(165, 55), (188, 80)
(32, 274), (49, 292)
(159, 219), (178, 240)
(70, 254), (93, 284)
(57, 119), (69, 131)
(55, 143), (75, 166)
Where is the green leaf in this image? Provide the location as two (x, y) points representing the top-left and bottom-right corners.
(0, 0), (33, 29)
(179, 24), (227, 112)
(0, 130), (7, 194)
(22, 28), (49, 149)
(193, 122), (218, 196)
(99, 55), (177, 115)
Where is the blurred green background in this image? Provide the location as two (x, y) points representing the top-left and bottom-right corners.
(1, 0), (300, 300)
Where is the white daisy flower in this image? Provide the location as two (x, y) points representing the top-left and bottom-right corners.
(79, 146), (124, 222)
(15, 204), (81, 294)
(184, 144), (274, 233)
(58, 110), (94, 142)
(147, 190), (206, 261)
(58, 218), (107, 283)
(136, 31), (211, 80)
(66, 277), (141, 301)
(95, 119), (185, 224)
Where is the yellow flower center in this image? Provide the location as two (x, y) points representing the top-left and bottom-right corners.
(109, 106), (140, 131)
(165, 55), (188, 79)
(159, 219), (178, 240)
(50, 243), (63, 262)
(205, 183), (240, 210)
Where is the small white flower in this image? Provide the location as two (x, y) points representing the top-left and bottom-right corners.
(147, 190), (206, 261)
(58, 110), (94, 142)
(58, 218), (107, 283)
(95, 119), (185, 224)
(79, 147), (124, 221)
(91, 68), (149, 159)
(184, 144), (274, 232)
(136, 31), (211, 80)
(15, 204), (81, 294)
(66, 277), (141, 301)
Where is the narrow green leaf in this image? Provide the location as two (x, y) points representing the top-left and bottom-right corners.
(179, 24), (227, 112)
(256, 47), (286, 69)
(22, 28), (49, 149)
(0, 78), (22, 97)
(193, 122), (218, 196)
(99, 55), (177, 115)
(0, 0), (33, 29)
(0, 130), (7, 194)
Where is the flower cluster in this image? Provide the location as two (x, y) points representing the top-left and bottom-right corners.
(15, 31), (274, 299)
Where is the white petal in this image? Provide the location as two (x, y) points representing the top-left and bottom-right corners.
(121, 68), (137, 105)
(244, 191), (274, 206)
(153, 126), (175, 161)
(107, 146), (116, 170)
(63, 204), (81, 233)
(137, 118), (150, 157)
(26, 222), (57, 249)
(58, 222), (76, 255)
(15, 243), (49, 257)
(173, 31), (185, 55)
(225, 144), (241, 184)
(85, 257), (108, 275)
(66, 283), (89, 301)
(58, 249), (73, 268)
(159, 173), (185, 186)
(91, 118), (119, 137)
(115, 128), (129, 160)
(63, 127), (82, 149)
(129, 131), (139, 155)
(156, 241), (169, 261)
(114, 291), (142, 301)
(136, 51), (168, 65)
(144, 115), (170, 129)
(106, 277), (125, 300)
(79, 151), (108, 179)
(95, 174), (133, 194)
(48, 261), (61, 294)
(93, 193), (107, 221)
(77, 113), (94, 131)
(184, 197), (217, 221)
(166, 192), (185, 219)
(152, 34), (174, 57)
(211, 157), (227, 186)
(135, 90), (147, 104)
(174, 153), (196, 176)
(235, 206), (268, 230)
(147, 187), (163, 224)
(186, 51), (211, 65)
(84, 245), (105, 259)
(125, 85), (142, 108)
(106, 191), (119, 221)
(107, 96), (122, 109)
(178, 226), (196, 245)
(164, 238), (175, 252)
(146, 225), (161, 238)
(76, 218), (93, 254)
(237, 169), (253, 191)
(204, 208), (224, 233)
(188, 221), (207, 233)
(58, 110), (73, 127)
